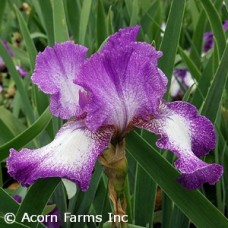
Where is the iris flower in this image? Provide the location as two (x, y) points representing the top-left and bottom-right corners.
(170, 68), (196, 98)
(0, 40), (27, 77)
(203, 20), (228, 52)
(7, 26), (223, 191)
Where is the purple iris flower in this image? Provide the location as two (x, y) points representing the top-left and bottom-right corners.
(16, 65), (28, 78)
(0, 40), (14, 71)
(7, 26), (223, 190)
(170, 68), (196, 98)
(2, 40), (14, 57)
(223, 20), (228, 30)
(0, 40), (27, 78)
(203, 32), (214, 53)
(203, 20), (228, 52)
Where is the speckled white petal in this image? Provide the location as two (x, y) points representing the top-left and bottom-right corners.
(135, 101), (223, 189)
(32, 42), (88, 119)
(7, 121), (114, 191)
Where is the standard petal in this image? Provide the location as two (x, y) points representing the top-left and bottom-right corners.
(7, 121), (114, 191)
(102, 25), (140, 51)
(76, 42), (167, 132)
(135, 101), (223, 189)
(32, 42), (88, 119)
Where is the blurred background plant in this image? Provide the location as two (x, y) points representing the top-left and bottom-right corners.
(0, 0), (228, 227)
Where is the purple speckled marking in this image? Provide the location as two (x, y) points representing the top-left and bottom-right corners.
(135, 101), (223, 189)
(7, 121), (114, 191)
(32, 42), (88, 119)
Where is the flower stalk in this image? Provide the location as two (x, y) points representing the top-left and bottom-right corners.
(99, 140), (128, 227)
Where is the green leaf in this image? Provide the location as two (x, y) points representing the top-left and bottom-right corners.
(97, 0), (108, 47)
(42, 204), (56, 216)
(0, 0), (7, 29)
(0, 216), (29, 228)
(32, 0), (54, 46)
(130, 0), (139, 25)
(13, 6), (37, 70)
(192, 55), (214, 108)
(69, 163), (103, 216)
(66, 0), (81, 42)
(126, 131), (228, 227)
(170, 205), (189, 228)
(0, 108), (52, 162)
(16, 178), (60, 228)
(189, 11), (206, 70)
(0, 120), (14, 144)
(201, 0), (226, 58)
(178, 46), (201, 81)
(0, 107), (26, 137)
(133, 164), (156, 227)
(158, 0), (186, 99)
(0, 188), (19, 214)
(78, 0), (92, 45)
(51, 0), (69, 43)
(182, 83), (196, 102)
(51, 181), (67, 227)
(201, 44), (228, 122)
(0, 42), (34, 124)
(92, 177), (111, 223)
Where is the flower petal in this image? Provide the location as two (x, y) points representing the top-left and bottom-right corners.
(32, 42), (88, 119)
(76, 41), (167, 132)
(102, 25), (140, 51)
(135, 101), (223, 189)
(7, 121), (114, 191)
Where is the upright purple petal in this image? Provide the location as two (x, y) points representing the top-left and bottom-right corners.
(7, 121), (114, 191)
(135, 101), (223, 189)
(32, 42), (88, 119)
(102, 26), (140, 51)
(76, 41), (167, 132)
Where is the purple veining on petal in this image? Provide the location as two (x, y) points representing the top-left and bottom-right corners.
(31, 42), (88, 119)
(7, 121), (114, 191)
(78, 90), (91, 110)
(135, 101), (222, 189)
(76, 41), (167, 132)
